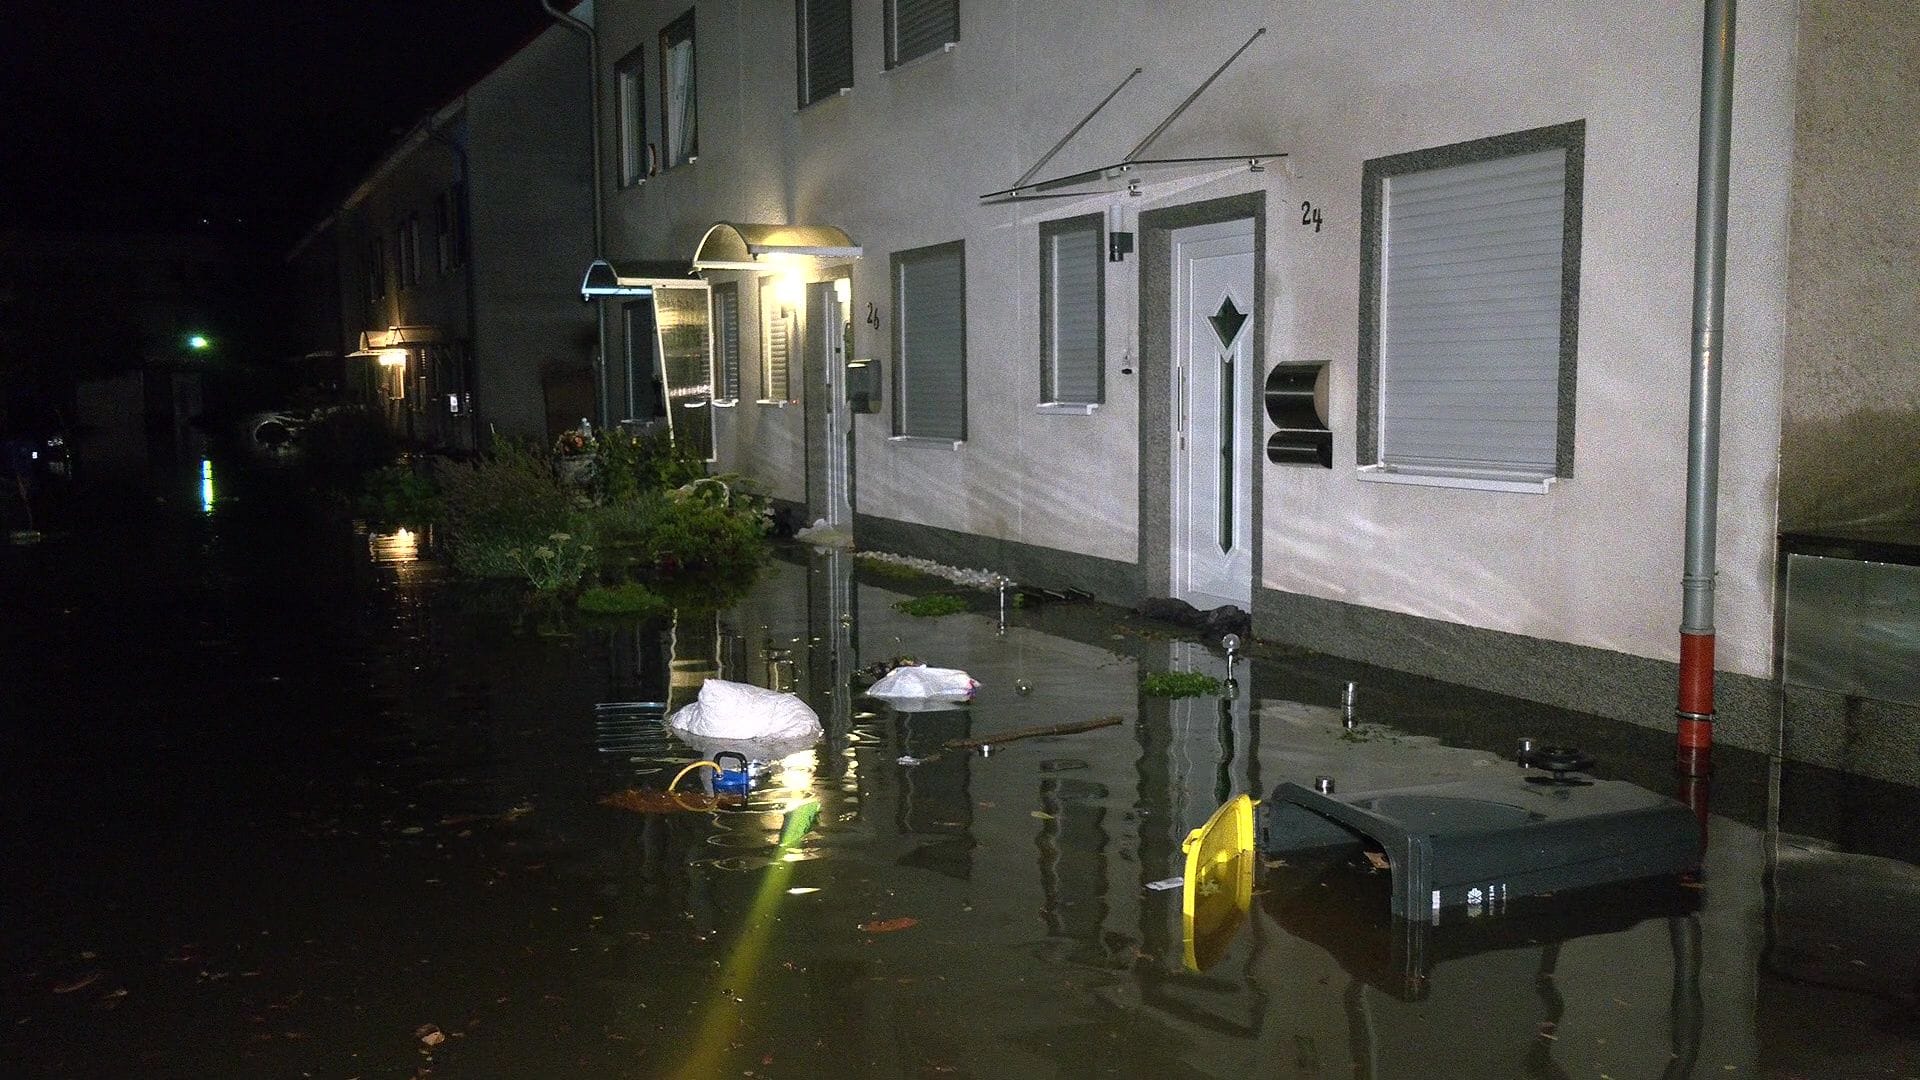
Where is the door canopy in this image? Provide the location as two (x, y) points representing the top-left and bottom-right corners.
(692, 223), (861, 272)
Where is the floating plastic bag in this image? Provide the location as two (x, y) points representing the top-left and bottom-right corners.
(868, 665), (978, 701)
(668, 679), (823, 742)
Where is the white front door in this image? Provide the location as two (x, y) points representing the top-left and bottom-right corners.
(805, 278), (853, 529)
(1171, 219), (1255, 611)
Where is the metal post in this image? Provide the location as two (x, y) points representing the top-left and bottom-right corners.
(1678, 0), (1736, 778)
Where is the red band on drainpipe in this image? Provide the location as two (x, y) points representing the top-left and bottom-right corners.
(1678, 632), (1716, 719)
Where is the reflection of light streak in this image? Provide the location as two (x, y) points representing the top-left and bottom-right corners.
(199, 459), (215, 513)
(671, 800), (819, 1080)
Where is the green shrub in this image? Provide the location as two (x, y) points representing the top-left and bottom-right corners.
(355, 464), (443, 527)
(577, 581), (670, 617)
(1141, 671), (1226, 698)
(437, 438), (581, 540)
(893, 593), (970, 618)
(592, 428), (706, 503)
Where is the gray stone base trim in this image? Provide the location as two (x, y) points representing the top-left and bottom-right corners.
(854, 514), (1143, 604)
(1255, 586), (1779, 754)
(1781, 685), (1920, 787)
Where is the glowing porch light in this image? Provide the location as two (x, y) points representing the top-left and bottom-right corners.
(187, 334), (210, 350)
(377, 349), (408, 367)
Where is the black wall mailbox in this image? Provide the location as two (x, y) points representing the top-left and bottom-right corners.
(1265, 363), (1332, 468)
(846, 358), (881, 414)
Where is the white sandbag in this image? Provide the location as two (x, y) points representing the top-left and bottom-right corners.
(867, 665), (978, 701)
(668, 679), (823, 742)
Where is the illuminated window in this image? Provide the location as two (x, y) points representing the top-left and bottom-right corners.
(884, 0), (957, 70)
(797, 0), (852, 108)
(1040, 214), (1103, 406)
(659, 10), (697, 170)
(892, 241), (966, 441)
(615, 46), (647, 185)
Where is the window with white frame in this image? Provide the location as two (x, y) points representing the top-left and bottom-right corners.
(1040, 214), (1103, 406)
(797, 0), (853, 107)
(759, 277), (794, 403)
(615, 46), (647, 186)
(884, 0), (957, 69)
(1358, 121), (1584, 488)
(658, 10), (697, 169)
(892, 241), (966, 440)
(712, 282), (741, 403)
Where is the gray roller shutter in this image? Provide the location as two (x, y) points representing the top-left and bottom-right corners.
(1379, 147), (1567, 477)
(1043, 217), (1103, 405)
(887, 0), (957, 69)
(894, 242), (966, 440)
(798, 0), (852, 106)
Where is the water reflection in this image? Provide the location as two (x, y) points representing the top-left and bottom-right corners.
(21, 492), (1908, 1079)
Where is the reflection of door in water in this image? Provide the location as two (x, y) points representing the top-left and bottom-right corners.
(804, 278), (853, 529)
(1171, 219), (1255, 611)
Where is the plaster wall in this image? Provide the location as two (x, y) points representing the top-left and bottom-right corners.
(467, 24), (598, 443)
(596, 0), (1798, 680)
(1778, 0), (1920, 528)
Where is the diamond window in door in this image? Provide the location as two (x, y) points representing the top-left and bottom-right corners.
(1210, 295), (1246, 552)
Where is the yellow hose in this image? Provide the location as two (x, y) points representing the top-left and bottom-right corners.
(669, 760), (723, 792)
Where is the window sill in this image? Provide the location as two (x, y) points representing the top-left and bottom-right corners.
(712, 399), (738, 408)
(1036, 402), (1099, 416)
(883, 42), (957, 75)
(888, 435), (963, 450)
(796, 87), (853, 113)
(755, 399), (794, 408)
(1356, 464), (1557, 495)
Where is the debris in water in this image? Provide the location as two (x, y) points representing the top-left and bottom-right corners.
(415, 1023), (446, 1047)
(944, 715), (1120, 750)
(52, 973), (101, 994)
(857, 917), (918, 934)
(1146, 878), (1184, 892)
(600, 788), (721, 814)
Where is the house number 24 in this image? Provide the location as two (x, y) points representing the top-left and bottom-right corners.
(1300, 202), (1323, 232)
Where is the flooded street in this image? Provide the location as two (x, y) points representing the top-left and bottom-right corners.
(4, 461), (1917, 1079)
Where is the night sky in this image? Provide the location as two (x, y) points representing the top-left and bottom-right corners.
(3, 1), (560, 248)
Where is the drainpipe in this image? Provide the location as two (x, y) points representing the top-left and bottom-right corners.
(544, 0), (610, 430)
(1678, 0), (1736, 779)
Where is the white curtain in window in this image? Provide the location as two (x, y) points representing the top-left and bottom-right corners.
(667, 39), (696, 166)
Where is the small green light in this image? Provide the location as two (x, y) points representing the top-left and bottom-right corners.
(187, 334), (210, 350)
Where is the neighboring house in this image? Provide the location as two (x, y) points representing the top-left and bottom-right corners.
(578, 0), (1915, 761)
(288, 14), (596, 451)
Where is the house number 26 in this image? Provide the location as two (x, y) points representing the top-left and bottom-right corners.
(1300, 202), (1323, 232)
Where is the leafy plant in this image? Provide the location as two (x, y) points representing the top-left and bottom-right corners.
(577, 581), (670, 617)
(1141, 671), (1226, 698)
(893, 593), (970, 618)
(506, 531), (594, 592)
(437, 438), (582, 543)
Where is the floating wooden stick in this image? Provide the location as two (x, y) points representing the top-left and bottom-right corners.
(944, 715), (1122, 750)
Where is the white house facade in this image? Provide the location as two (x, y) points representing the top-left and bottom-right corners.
(580, 0), (1916, 757)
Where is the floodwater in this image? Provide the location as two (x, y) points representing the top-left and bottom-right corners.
(3, 459), (1917, 1079)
